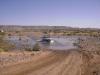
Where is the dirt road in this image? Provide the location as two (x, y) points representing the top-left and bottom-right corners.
(0, 50), (82, 75)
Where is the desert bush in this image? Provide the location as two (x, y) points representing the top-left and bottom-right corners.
(0, 48), (8, 52)
(0, 32), (5, 35)
(32, 43), (40, 51)
(25, 47), (32, 51)
(0, 48), (4, 52)
(0, 36), (14, 52)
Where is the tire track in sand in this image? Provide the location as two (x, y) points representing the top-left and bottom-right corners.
(0, 51), (82, 75)
(28, 51), (71, 75)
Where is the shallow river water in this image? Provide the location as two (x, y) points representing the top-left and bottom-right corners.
(4, 36), (79, 50)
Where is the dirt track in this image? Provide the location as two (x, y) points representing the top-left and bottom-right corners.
(0, 50), (82, 75)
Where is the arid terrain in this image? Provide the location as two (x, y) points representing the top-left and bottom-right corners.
(0, 49), (100, 75)
(0, 50), (82, 75)
(0, 0), (100, 73)
(0, 26), (100, 75)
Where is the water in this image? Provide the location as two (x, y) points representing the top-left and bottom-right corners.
(4, 36), (78, 50)
(49, 37), (77, 50)
(4, 36), (36, 50)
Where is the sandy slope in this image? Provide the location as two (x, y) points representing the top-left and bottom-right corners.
(0, 50), (82, 75)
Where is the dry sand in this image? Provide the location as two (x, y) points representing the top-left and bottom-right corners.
(0, 37), (100, 75)
(0, 50), (82, 75)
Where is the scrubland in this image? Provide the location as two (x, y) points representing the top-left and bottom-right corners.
(0, 27), (100, 75)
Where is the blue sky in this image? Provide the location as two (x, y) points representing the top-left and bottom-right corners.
(0, 0), (100, 28)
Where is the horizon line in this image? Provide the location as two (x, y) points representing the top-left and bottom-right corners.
(0, 24), (100, 29)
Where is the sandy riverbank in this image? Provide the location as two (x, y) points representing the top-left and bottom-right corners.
(0, 50), (82, 75)
(78, 37), (100, 75)
(0, 37), (100, 75)
(0, 51), (51, 68)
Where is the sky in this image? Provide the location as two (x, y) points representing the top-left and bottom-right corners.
(0, 0), (100, 28)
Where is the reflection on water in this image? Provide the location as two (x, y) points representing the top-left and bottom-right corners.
(50, 37), (77, 50)
(40, 37), (78, 50)
(4, 36), (78, 50)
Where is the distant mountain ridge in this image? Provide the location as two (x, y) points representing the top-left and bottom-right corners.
(0, 25), (100, 32)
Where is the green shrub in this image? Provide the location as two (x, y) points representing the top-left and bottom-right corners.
(0, 48), (8, 52)
(0, 48), (4, 52)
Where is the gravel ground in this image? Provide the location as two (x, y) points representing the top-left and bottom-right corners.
(0, 51), (42, 68)
(0, 36), (100, 75)
(78, 37), (100, 75)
